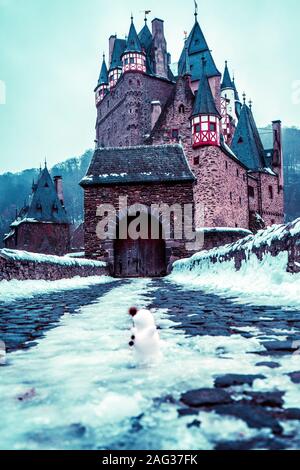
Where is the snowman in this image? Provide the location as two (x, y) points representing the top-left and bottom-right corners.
(0, 340), (6, 366)
(128, 307), (161, 362)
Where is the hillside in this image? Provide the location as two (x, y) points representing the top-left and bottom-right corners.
(0, 127), (299, 247)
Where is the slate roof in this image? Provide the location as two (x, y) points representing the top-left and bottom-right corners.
(110, 39), (126, 70)
(232, 77), (240, 102)
(124, 20), (143, 54)
(80, 145), (196, 186)
(138, 22), (152, 51)
(179, 39), (191, 77)
(12, 167), (69, 225)
(221, 61), (233, 90)
(98, 55), (108, 85)
(231, 104), (268, 170)
(192, 67), (221, 117)
(178, 20), (221, 80)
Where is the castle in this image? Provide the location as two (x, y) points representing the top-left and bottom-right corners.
(80, 9), (284, 277)
(4, 165), (70, 255)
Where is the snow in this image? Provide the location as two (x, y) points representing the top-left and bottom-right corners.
(197, 227), (252, 235)
(0, 279), (287, 450)
(0, 276), (115, 303)
(170, 220), (300, 308)
(0, 248), (107, 268)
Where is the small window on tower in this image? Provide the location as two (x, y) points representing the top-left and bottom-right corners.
(194, 156), (199, 165)
(195, 124), (201, 133)
(209, 122), (216, 132)
(172, 129), (179, 139)
(125, 59), (128, 65)
(238, 137), (243, 144)
(130, 57), (135, 64)
(269, 185), (274, 200)
(248, 186), (255, 198)
(179, 104), (185, 114)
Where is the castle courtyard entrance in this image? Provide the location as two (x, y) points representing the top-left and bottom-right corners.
(114, 215), (166, 278)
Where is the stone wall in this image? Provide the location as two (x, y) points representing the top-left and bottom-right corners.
(4, 222), (70, 256)
(176, 219), (300, 275)
(0, 252), (109, 281)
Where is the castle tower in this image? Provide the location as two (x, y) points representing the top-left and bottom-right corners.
(122, 16), (146, 74)
(108, 38), (126, 89)
(221, 61), (237, 120)
(191, 61), (221, 148)
(95, 54), (109, 106)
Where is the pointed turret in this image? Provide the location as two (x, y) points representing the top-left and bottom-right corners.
(231, 103), (267, 170)
(191, 60), (221, 148)
(108, 38), (126, 89)
(122, 16), (146, 74)
(139, 19), (152, 51)
(95, 54), (109, 106)
(221, 61), (233, 90)
(180, 37), (192, 78)
(178, 15), (221, 82)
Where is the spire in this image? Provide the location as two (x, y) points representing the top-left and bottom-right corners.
(232, 76), (241, 102)
(231, 103), (267, 170)
(192, 58), (220, 117)
(194, 0), (198, 22)
(178, 15), (221, 80)
(98, 54), (108, 85)
(221, 61), (233, 90)
(124, 16), (142, 53)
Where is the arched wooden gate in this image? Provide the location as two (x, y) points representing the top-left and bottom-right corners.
(114, 214), (166, 278)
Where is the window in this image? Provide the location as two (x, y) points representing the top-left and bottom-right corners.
(194, 156), (199, 165)
(194, 124), (201, 133)
(225, 161), (228, 170)
(269, 185), (274, 200)
(130, 57), (135, 64)
(248, 186), (255, 198)
(172, 129), (179, 139)
(238, 137), (243, 144)
(209, 122), (216, 132)
(179, 104), (185, 114)
(239, 197), (242, 205)
(236, 169), (239, 177)
(125, 59), (128, 65)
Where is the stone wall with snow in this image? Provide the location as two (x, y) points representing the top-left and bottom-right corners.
(172, 218), (300, 275)
(0, 249), (109, 281)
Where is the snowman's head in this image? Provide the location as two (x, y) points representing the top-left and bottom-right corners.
(128, 307), (138, 317)
(133, 309), (155, 330)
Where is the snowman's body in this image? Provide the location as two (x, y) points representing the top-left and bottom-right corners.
(129, 309), (160, 361)
(0, 341), (6, 366)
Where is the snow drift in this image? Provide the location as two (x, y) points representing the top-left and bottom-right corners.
(170, 219), (300, 308)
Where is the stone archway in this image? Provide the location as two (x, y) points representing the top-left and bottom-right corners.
(114, 213), (166, 278)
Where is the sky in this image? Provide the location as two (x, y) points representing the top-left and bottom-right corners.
(0, 0), (299, 174)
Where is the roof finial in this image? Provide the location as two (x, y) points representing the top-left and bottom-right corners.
(44, 157), (47, 168)
(249, 99), (253, 110)
(102, 52), (105, 61)
(243, 92), (246, 105)
(131, 13), (134, 23)
(143, 10), (151, 23)
(194, 0), (198, 22)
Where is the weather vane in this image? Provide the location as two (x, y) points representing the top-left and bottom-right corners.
(194, 0), (198, 20)
(140, 10), (151, 23)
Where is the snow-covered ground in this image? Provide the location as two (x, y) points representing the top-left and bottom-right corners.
(0, 276), (115, 303)
(170, 222), (300, 309)
(1, 279), (299, 450)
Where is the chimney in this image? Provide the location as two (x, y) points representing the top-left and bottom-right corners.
(109, 35), (117, 66)
(151, 101), (162, 130)
(151, 19), (168, 79)
(272, 120), (284, 190)
(54, 176), (64, 206)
